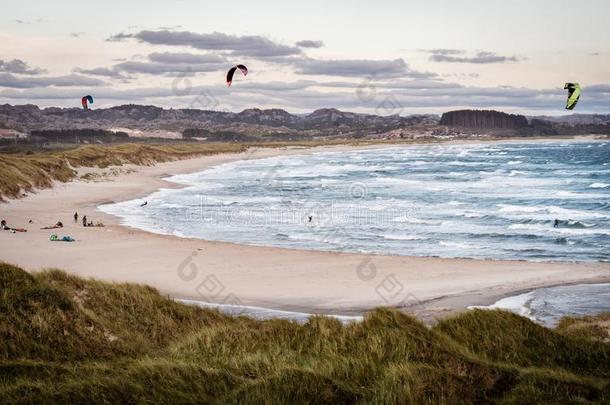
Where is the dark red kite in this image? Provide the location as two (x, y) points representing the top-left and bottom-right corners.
(226, 64), (248, 86)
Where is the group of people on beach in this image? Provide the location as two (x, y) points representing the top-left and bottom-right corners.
(74, 212), (101, 227)
(0, 211), (104, 238)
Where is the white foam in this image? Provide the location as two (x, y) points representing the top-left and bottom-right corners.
(382, 233), (425, 241)
(177, 299), (363, 324)
(498, 204), (609, 220)
(508, 223), (610, 236)
(590, 182), (609, 189)
(468, 291), (536, 320)
(439, 240), (479, 249)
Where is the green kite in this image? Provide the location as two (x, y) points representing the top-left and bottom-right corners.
(564, 83), (580, 110)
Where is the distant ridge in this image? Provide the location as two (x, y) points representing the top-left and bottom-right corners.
(0, 104), (608, 142)
(0, 104), (438, 138)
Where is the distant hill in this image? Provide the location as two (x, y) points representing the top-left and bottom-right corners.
(440, 110), (529, 129)
(0, 104), (439, 139)
(1, 104), (608, 145)
(528, 114), (610, 126)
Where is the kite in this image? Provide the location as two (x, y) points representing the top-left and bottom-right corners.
(564, 83), (580, 110)
(226, 64), (248, 86)
(81, 95), (94, 110)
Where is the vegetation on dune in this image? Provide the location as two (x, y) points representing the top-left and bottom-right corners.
(1, 262), (609, 404)
(556, 313), (610, 343)
(0, 143), (240, 200)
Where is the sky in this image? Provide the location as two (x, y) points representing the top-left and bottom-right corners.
(1, 0), (609, 115)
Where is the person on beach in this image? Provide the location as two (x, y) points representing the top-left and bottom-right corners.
(82, 215), (87, 227)
(553, 219), (559, 228)
(74, 212), (78, 223)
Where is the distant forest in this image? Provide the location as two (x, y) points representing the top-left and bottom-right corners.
(30, 129), (129, 144)
(440, 110), (529, 129)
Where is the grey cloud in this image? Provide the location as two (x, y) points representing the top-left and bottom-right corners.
(114, 61), (222, 75)
(296, 40), (324, 48)
(74, 67), (117, 76)
(109, 30), (302, 58)
(107, 32), (134, 42)
(0, 59), (46, 75)
(318, 79), (461, 90)
(428, 50), (519, 64)
(73, 67), (126, 79)
(0, 73), (105, 89)
(157, 25), (183, 30)
(293, 58), (436, 79)
(14, 18), (48, 25)
(236, 80), (316, 92)
(148, 52), (225, 65)
(421, 49), (465, 56)
(586, 84), (610, 93)
(75, 52), (227, 78)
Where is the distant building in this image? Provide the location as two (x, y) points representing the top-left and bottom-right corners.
(0, 128), (26, 139)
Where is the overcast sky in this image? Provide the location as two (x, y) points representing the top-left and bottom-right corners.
(1, 0), (609, 114)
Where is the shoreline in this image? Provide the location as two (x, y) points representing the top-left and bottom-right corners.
(1, 137), (609, 322)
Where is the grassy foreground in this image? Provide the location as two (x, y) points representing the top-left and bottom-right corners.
(1, 262), (609, 404)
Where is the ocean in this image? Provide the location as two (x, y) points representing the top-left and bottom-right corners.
(477, 283), (610, 327)
(100, 139), (610, 262)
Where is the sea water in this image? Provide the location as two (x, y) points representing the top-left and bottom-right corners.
(100, 140), (610, 262)
(477, 283), (610, 327)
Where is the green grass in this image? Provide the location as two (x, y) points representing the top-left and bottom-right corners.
(0, 143), (250, 200)
(1, 262), (609, 403)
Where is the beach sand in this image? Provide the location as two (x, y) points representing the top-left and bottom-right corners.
(1, 142), (609, 322)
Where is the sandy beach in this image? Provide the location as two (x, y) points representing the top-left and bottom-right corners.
(1, 141), (609, 322)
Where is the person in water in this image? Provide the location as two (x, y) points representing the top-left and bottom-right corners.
(140, 201), (148, 207)
(74, 212), (78, 223)
(308, 216), (313, 223)
(553, 219), (559, 228)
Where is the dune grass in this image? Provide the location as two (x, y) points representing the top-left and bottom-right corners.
(0, 261), (609, 404)
(0, 143), (250, 200)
